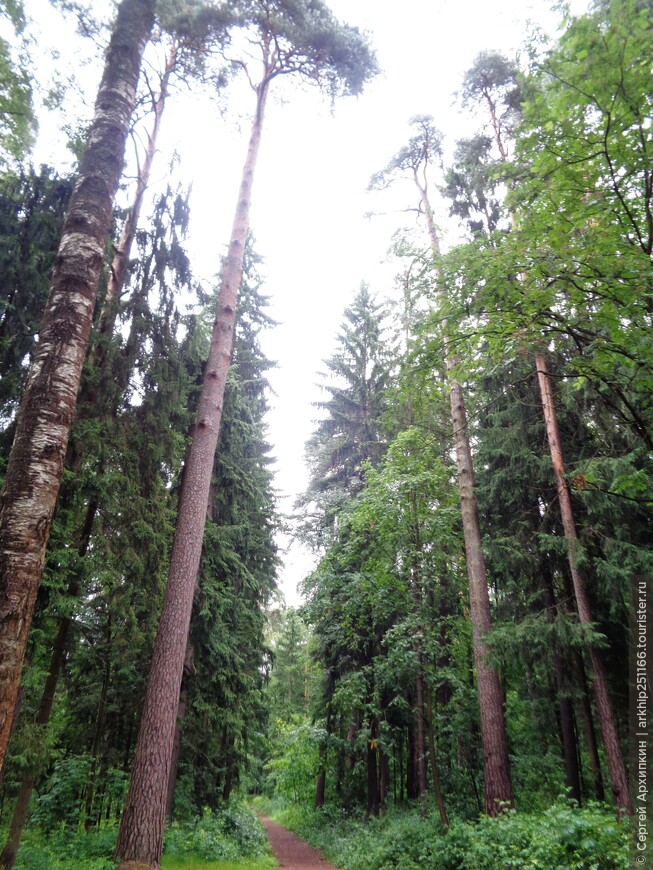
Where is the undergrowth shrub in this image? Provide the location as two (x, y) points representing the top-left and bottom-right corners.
(277, 799), (629, 870)
(4, 824), (116, 869)
(2, 797), (269, 868)
(163, 801), (269, 862)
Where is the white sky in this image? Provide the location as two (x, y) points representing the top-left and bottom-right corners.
(26, 0), (587, 606)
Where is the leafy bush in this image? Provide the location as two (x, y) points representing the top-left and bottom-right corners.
(164, 802), (269, 862)
(29, 755), (92, 830)
(2, 799), (269, 868)
(275, 799), (629, 870)
(6, 823), (116, 869)
(458, 803), (629, 870)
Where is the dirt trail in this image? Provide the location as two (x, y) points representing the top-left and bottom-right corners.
(259, 814), (339, 869)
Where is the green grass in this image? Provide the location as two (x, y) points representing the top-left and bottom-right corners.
(162, 858), (277, 870)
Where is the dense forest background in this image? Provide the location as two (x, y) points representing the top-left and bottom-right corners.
(0, 0), (650, 868)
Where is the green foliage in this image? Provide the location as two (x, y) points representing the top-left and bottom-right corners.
(0, 803), (271, 869)
(300, 283), (393, 543)
(163, 804), (270, 863)
(230, 0), (378, 98)
(2, 823), (116, 869)
(266, 608), (314, 723)
(0, 0), (36, 162)
(0, 165), (73, 429)
(274, 800), (629, 870)
(264, 718), (321, 805)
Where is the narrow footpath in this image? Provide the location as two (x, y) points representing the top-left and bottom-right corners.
(258, 814), (339, 869)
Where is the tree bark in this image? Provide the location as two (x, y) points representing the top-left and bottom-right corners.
(97, 41), (176, 346)
(165, 640), (194, 821)
(84, 613), (111, 831)
(115, 79), (270, 870)
(419, 190), (513, 815)
(406, 713), (417, 801)
(541, 561), (581, 803)
(366, 717), (379, 817)
(0, 604), (76, 869)
(0, 0), (153, 775)
(573, 649), (606, 802)
(414, 665), (428, 816)
(535, 352), (632, 816)
(425, 680), (449, 829)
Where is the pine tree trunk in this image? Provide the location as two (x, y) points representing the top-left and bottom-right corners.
(535, 352), (632, 816)
(115, 80), (270, 870)
(419, 196), (512, 815)
(0, 0), (153, 775)
(165, 641), (194, 821)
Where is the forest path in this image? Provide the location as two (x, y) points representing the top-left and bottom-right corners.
(258, 814), (339, 869)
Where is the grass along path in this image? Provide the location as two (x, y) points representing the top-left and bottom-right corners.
(162, 857), (276, 870)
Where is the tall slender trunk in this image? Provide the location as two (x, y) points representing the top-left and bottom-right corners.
(535, 352), (632, 816)
(115, 79), (270, 870)
(165, 639), (193, 821)
(418, 186), (512, 815)
(541, 563), (581, 803)
(367, 716), (380, 817)
(573, 649), (605, 802)
(314, 673), (334, 810)
(0, 610), (74, 869)
(0, 0), (154, 774)
(414, 667), (428, 816)
(84, 613), (111, 831)
(406, 716), (417, 800)
(407, 493), (434, 817)
(425, 681), (449, 829)
(98, 41), (176, 345)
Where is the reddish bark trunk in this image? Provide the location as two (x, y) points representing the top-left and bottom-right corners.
(535, 352), (631, 816)
(0, 0), (153, 775)
(419, 192), (512, 815)
(165, 640), (194, 821)
(115, 80), (270, 869)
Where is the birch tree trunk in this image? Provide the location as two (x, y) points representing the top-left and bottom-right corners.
(115, 79), (270, 870)
(535, 352), (632, 815)
(0, 0), (153, 775)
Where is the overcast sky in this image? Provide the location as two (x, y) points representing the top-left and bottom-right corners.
(27, 0), (588, 606)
